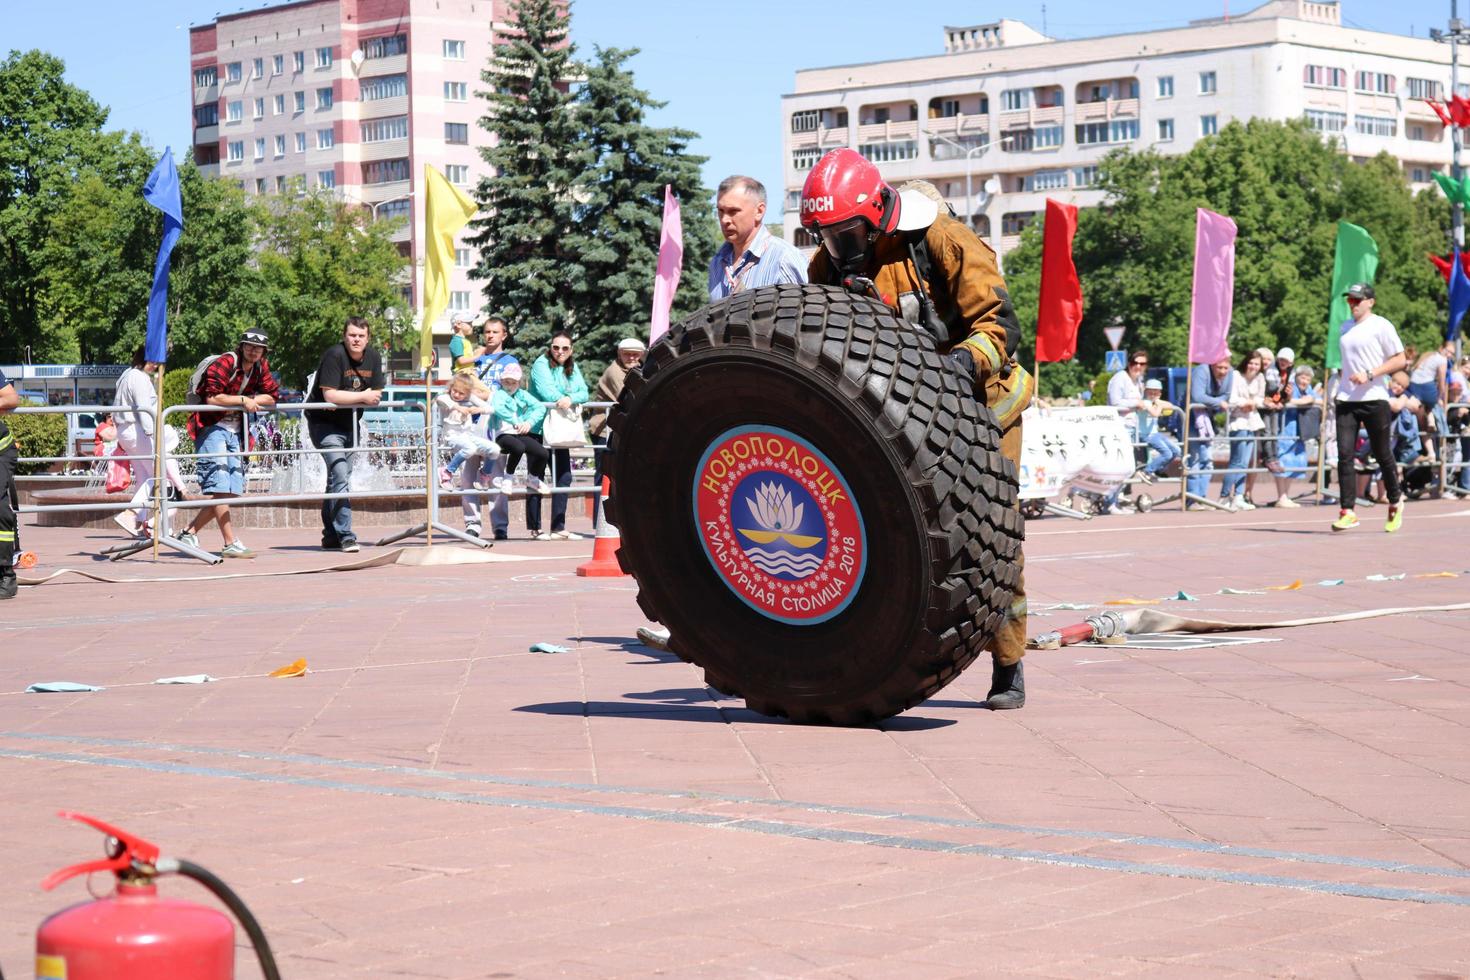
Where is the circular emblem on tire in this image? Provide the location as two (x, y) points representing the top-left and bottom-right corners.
(693, 425), (867, 625)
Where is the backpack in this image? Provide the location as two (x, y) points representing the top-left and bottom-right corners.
(187, 353), (239, 405)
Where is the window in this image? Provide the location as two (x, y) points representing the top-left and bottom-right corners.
(1407, 77), (1444, 101)
(1073, 166), (1100, 188)
(1023, 170), (1068, 192)
(272, 54), (284, 76)
(317, 128), (334, 149)
(361, 74), (408, 101)
(253, 97), (264, 119)
(444, 81), (468, 101)
(1303, 65), (1346, 89)
(294, 91), (305, 113)
(931, 134), (989, 159)
(444, 122), (469, 144)
(276, 175), (287, 193)
(363, 34), (407, 59)
(363, 158), (411, 184)
(255, 177), (267, 194)
(1355, 71), (1395, 95)
(316, 87), (333, 109)
(446, 164), (470, 184)
(791, 109), (819, 133)
(273, 94), (285, 115)
(444, 39), (466, 59)
(1199, 71), (1217, 94)
(293, 51), (305, 73)
(318, 170), (336, 189)
(1157, 118), (1174, 141)
(376, 198), (412, 221)
(455, 247), (472, 267)
(274, 134), (286, 156)
(315, 47), (333, 69)
(1304, 109), (1347, 133)
(792, 147), (821, 171)
(857, 141), (918, 163)
(1411, 166), (1432, 183)
(227, 140), (244, 162)
(1001, 89), (1031, 111)
(226, 100), (243, 122)
(1200, 114), (1219, 136)
(1354, 114), (1397, 137)
(226, 62), (241, 83)
(1001, 211), (1037, 236)
(254, 137), (266, 160)
(362, 115), (410, 142)
(252, 58), (263, 79)
(1409, 124), (1437, 141)
(1157, 75), (1173, 98)
(295, 132), (307, 152)
(938, 98), (960, 118)
(1076, 121), (1132, 145)
(450, 291), (472, 311)
(194, 104), (218, 126)
(194, 67), (217, 87)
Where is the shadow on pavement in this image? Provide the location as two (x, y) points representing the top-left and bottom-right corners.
(516, 694), (959, 730)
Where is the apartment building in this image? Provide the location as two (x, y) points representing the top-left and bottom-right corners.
(781, 1), (1453, 256)
(189, 0), (503, 364)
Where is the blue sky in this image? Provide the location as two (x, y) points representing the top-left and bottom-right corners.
(5, 0), (1449, 197)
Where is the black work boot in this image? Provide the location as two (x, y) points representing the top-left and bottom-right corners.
(986, 659), (1025, 710)
(0, 565), (16, 600)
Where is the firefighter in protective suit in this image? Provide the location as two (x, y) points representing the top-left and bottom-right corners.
(801, 148), (1033, 708)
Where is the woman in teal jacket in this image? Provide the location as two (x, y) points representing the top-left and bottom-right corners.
(528, 330), (590, 539)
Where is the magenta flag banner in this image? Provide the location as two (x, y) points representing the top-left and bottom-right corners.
(1188, 207), (1237, 365)
(649, 185), (683, 344)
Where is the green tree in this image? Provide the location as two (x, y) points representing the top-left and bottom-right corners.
(0, 50), (150, 361)
(570, 46), (718, 374)
(465, 0), (588, 356)
(1005, 119), (1450, 397)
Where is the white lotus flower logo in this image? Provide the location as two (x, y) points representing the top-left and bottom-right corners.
(747, 481), (804, 532)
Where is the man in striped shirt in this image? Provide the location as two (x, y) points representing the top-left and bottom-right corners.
(707, 175), (807, 301)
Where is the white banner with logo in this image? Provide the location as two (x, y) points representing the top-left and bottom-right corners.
(1019, 405), (1136, 500)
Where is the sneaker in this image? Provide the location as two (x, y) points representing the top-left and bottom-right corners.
(321, 539), (341, 551)
(1232, 494), (1255, 511)
(1137, 471), (1158, 485)
(1331, 509), (1359, 532)
(549, 529), (583, 540)
(1218, 498), (1237, 512)
(491, 476), (513, 494)
(220, 540), (254, 559)
(493, 530), (509, 541)
(527, 477), (551, 496)
(177, 530), (200, 549)
(1384, 503), (1404, 533)
(438, 467), (453, 489)
(465, 525), (481, 539)
(339, 537), (360, 553)
(1274, 495), (1300, 509)
(113, 512), (136, 534)
(532, 531), (554, 541)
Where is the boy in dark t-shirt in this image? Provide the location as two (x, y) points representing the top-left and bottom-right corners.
(307, 317), (386, 552)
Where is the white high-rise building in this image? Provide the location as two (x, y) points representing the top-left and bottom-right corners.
(190, 0), (506, 362)
(781, 1), (1451, 256)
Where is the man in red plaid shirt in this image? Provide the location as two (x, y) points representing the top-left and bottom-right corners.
(180, 329), (279, 558)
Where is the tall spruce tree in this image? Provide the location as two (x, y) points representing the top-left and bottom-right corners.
(571, 47), (718, 371)
(465, 0), (588, 358)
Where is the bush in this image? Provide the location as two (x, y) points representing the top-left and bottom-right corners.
(7, 401), (70, 475)
(161, 367), (194, 410)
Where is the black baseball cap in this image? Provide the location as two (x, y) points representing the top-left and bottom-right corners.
(241, 329), (270, 349)
(1343, 283), (1375, 300)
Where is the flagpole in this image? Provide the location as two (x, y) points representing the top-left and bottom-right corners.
(1181, 363), (1193, 511)
(1315, 372), (1333, 503)
(152, 362), (164, 560)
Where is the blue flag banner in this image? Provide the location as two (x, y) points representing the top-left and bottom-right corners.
(143, 148), (184, 364)
(1451, 250), (1470, 343)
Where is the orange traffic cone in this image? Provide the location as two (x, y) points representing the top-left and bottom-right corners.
(576, 476), (626, 577)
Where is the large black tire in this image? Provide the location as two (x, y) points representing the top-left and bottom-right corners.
(605, 283), (1022, 725)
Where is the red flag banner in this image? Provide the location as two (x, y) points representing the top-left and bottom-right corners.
(1427, 99), (1455, 127)
(1035, 198), (1083, 363)
(1450, 95), (1470, 127)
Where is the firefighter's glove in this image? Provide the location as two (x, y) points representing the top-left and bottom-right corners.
(947, 347), (978, 387)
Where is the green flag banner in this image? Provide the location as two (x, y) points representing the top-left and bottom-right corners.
(1325, 221), (1379, 370)
(1432, 171), (1470, 205)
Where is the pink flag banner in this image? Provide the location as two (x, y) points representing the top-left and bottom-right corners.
(649, 185), (683, 345)
(1188, 207), (1237, 365)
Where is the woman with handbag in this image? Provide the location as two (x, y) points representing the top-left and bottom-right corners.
(529, 330), (590, 540)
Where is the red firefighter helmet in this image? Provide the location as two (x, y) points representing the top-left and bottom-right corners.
(799, 148), (901, 234)
(799, 148), (901, 274)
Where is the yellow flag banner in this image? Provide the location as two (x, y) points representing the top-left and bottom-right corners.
(420, 165), (478, 371)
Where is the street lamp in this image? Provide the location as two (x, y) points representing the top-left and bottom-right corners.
(366, 192), (413, 221)
(929, 132), (1014, 262)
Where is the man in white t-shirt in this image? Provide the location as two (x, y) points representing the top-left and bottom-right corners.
(1332, 283), (1407, 533)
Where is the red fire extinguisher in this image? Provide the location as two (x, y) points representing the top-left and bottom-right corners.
(35, 812), (281, 980)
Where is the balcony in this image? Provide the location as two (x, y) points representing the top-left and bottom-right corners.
(360, 54), (408, 77)
(856, 119), (918, 143)
(360, 138), (410, 162)
(193, 124), (219, 144)
(997, 105), (1063, 130)
(1406, 99), (1445, 121)
(194, 83), (219, 106)
(790, 124), (850, 150)
(926, 114), (990, 139)
(1074, 98), (1140, 123)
